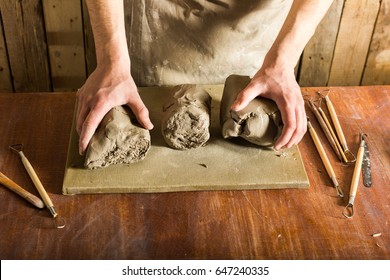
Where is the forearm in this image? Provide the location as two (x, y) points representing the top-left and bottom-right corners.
(265, 0), (334, 69)
(86, 0), (129, 66)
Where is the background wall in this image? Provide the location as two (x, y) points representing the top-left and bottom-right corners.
(0, 0), (389, 93)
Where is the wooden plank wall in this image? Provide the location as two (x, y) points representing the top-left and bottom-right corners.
(42, 0), (86, 91)
(0, 0), (389, 93)
(0, 0), (51, 92)
(0, 9), (13, 92)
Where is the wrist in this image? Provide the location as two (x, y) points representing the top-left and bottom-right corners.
(261, 50), (295, 76)
(95, 35), (130, 68)
(93, 53), (133, 86)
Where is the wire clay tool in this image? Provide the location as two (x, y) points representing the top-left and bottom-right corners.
(324, 95), (356, 163)
(10, 144), (66, 228)
(343, 133), (366, 218)
(0, 171), (45, 209)
(307, 119), (344, 197)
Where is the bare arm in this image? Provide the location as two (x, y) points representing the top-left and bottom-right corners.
(76, 0), (153, 155)
(231, 0), (334, 150)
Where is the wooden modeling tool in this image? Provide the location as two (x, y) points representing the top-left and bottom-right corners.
(317, 107), (348, 163)
(324, 95), (356, 163)
(0, 171), (45, 209)
(343, 133), (365, 218)
(10, 144), (65, 228)
(307, 100), (342, 161)
(307, 119), (344, 197)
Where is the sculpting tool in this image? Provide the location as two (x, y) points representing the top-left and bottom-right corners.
(362, 134), (372, 188)
(324, 95), (356, 163)
(343, 133), (365, 218)
(0, 171), (45, 209)
(9, 144), (65, 228)
(307, 100), (342, 161)
(317, 107), (348, 163)
(307, 119), (344, 197)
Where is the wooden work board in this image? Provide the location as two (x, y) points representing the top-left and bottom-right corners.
(62, 85), (309, 194)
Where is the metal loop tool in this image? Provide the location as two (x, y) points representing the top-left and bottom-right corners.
(10, 144), (66, 228)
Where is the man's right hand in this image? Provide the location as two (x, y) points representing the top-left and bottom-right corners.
(76, 60), (153, 155)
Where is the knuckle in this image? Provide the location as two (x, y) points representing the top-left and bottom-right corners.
(284, 122), (297, 132)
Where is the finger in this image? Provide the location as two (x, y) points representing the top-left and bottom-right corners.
(283, 107), (305, 149)
(231, 82), (264, 111)
(127, 95), (153, 130)
(75, 88), (90, 135)
(79, 105), (110, 155)
(274, 104), (296, 150)
(76, 103), (89, 135)
(295, 107), (307, 144)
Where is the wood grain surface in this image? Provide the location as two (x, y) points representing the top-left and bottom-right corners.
(0, 0), (51, 92)
(362, 0), (390, 85)
(299, 0), (343, 86)
(328, 0), (380, 86)
(0, 16), (13, 92)
(42, 0), (86, 91)
(0, 86), (389, 260)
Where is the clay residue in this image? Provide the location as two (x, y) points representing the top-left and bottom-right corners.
(84, 106), (151, 169)
(220, 75), (283, 147)
(161, 84), (212, 150)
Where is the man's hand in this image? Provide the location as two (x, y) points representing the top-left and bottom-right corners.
(231, 64), (306, 150)
(76, 62), (153, 155)
(232, 0), (334, 150)
(77, 0), (154, 155)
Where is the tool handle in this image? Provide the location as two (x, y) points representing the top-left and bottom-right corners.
(318, 108), (348, 163)
(308, 101), (342, 161)
(19, 152), (54, 208)
(348, 140), (365, 203)
(0, 172), (45, 209)
(325, 95), (347, 147)
(308, 122), (337, 183)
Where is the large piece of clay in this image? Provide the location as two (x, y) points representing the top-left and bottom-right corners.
(220, 75), (282, 147)
(84, 106), (151, 169)
(161, 84), (212, 150)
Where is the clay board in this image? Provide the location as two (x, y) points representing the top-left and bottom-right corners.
(62, 85), (309, 194)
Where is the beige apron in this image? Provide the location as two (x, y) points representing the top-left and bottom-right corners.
(127, 0), (292, 86)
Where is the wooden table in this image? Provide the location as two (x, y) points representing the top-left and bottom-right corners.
(0, 86), (389, 260)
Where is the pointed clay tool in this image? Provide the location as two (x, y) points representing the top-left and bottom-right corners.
(362, 134), (372, 188)
(324, 95), (356, 163)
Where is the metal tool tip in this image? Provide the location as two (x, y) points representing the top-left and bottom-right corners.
(9, 143), (23, 154)
(53, 215), (66, 229)
(336, 185), (344, 198)
(342, 203), (354, 219)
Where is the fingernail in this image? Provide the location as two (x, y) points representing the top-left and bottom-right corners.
(231, 102), (240, 111)
(146, 121), (154, 130)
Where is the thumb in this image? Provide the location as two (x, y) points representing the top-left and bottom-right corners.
(231, 82), (264, 111)
(127, 98), (154, 130)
